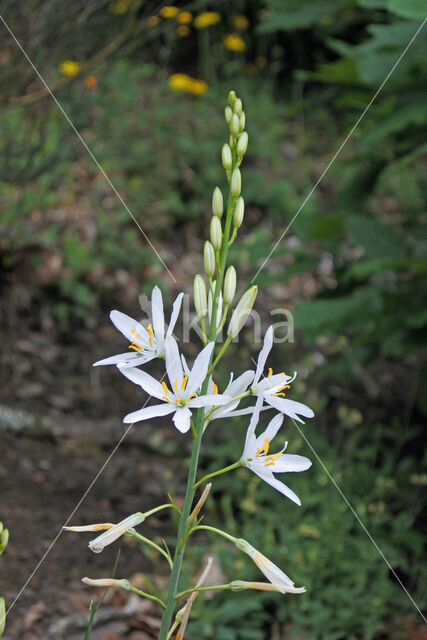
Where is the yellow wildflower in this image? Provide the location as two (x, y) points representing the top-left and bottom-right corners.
(110, 0), (133, 15)
(177, 25), (190, 37)
(147, 15), (160, 27)
(231, 15), (249, 30)
(169, 74), (208, 95)
(59, 60), (81, 77)
(224, 34), (246, 52)
(177, 11), (193, 24)
(194, 12), (221, 29)
(160, 6), (179, 18)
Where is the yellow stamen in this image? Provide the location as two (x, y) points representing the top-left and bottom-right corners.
(212, 381), (218, 394)
(264, 452), (284, 467)
(129, 342), (143, 352)
(147, 323), (154, 347)
(255, 447), (261, 458)
(162, 381), (170, 395)
(187, 393), (195, 400)
(174, 378), (179, 392)
(268, 367), (273, 378)
(131, 329), (142, 340)
(163, 395), (173, 405)
(181, 376), (188, 390)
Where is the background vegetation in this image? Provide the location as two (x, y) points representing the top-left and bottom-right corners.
(0, 1), (426, 639)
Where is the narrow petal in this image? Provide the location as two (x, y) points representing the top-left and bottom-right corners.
(188, 394), (230, 407)
(151, 286), (165, 343)
(270, 454), (312, 473)
(254, 326), (273, 384)
(186, 342), (215, 396)
(165, 337), (184, 389)
(255, 468), (301, 505)
(173, 407), (192, 433)
(110, 310), (149, 344)
(167, 292), (184, 336)
(93, 352), (146, 367)
(266, 396), (314, 422)
(123, 404), (175, 423)
(225, 370), (254, 397)
(254, 413), (284, 451)
(118, 366), (165, 399)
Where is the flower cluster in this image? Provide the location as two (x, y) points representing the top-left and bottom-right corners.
(69, 92), (315, 639)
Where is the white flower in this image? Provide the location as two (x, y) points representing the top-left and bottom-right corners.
(66, 513), (145, 553)
(93, 286), (183, 368)
(208, 370), (254, 421)
(119, 338), (230, 434)
(241, 399), (311, 505)
(250, 326), (314, 423)
(236, 538), (306, 594)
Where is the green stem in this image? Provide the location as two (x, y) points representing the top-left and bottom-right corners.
(158, 144), (238, 640)
(131, 532), (173, 569)
(166, 618), (180, 640)
(193, 461), (242, 490)
(128, 584), (167, 609)
(144, 503), (181, 518)
(175, 583), (232, 599)
(194, 524), (238, 544)
(208, 335), (232, 375)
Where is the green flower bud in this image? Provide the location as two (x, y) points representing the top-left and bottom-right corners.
(234, 98), (243, 115)
(231, 168), (241, 197)
(237, 132), (248, 157)
(210, 216), (222, 250)
(212, 187), (223, 217)
(233, 197), (244, 228)
(204, 241), (215, 277)
(228, 90), (237, 107)
(222, 143), (232, 170)
(0, 597), (5, 636)
(225, 106), (232, 124)
(0, 529), (8, 557)
(231, 580), (246, 592)
(230, 114), (240, 136)
(239, 111), (246, 131)
(194, 275), (208, 318)
(224, 266), (237, 305)
(227, 286), (258, 339)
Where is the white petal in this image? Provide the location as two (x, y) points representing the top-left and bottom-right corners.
(242, 431), (257, 461)
(118, 366), (165, 399)
(255, 468), (301, 505)
(173, 407), (192, 433)
(188, 394), (230, 407)
(254, 326), (273, 384)
(167, 292), (184, 336)
(270, 454), (312, 473)
(254, 413), (284, 451)
(110, 310), (149, 344)
(225, 370), (254, 397)
(165, 337), (184, 389)
(93, 352), (146, 367)
(123, 404), (175, 423)
(186, 342), (215, 396)
(151, 286), (165, 343)
(181, 353), (191, 377)
(266, 396), (314, 423)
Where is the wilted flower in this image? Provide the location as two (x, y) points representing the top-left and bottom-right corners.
(93, 286), (183, 368)
(241, 399), (312, 505)
(58, 60), (80, 76)
(82, 577), (131, 589)
(224, 34), (246, 52)
(66, 513), (145, 553)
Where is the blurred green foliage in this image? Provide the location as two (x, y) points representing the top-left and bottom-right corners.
(0, 0), (426, 637)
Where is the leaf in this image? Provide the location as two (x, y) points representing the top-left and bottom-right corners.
(387, 0), (427, 19)
(346, 215), (405, 260)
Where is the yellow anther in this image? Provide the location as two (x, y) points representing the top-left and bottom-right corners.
(262, 438), (270, 455)
(181, 376), (188, 390)
(263, 452), (284, 467)
(147, 323), (154, 347)
(212, 381), (218, 394)
(174, 378), (179, 392)
(129, 342), (143, 352)
(131, 329), (142, 340)
(162, 395), (173, 405)
(268, 367), (273, 378)
(187, 393), (195, 400)
(161, 381), (170, 395)
(255, 447), (261, 458)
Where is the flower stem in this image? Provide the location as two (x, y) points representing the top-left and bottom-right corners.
(208, 335), (232, 375)
(131, 532), (173, 570)
(128, 584), (167, 609)
(193, 460), (242, 490)
(194, 524), (238, 544)
(175, 583), (232, 599)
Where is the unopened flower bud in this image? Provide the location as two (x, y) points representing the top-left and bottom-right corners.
(212, 187), (223, 217)
(224, 266), (236, 305)
(231, 580), (246, 592)
(228, 90), (236, 107)
(204, 241), (215, 277)
(230, 114), (240, 136)
(237, 132), (248, 157)
(233, 197), (244, 228)
(194, 275), (207, 318)
(88, 513), (145, 553)
(231, 168), (241, 197)
(225, 106), (232, 124)
(222, 143), (232, 170)
(0, 525), (8, 556)
(227, 286), (258, 339)
(0, 597), (5, 636)
(239, 111), (246, 131)
(234, 98), (242, 115)
(210, 216), (222, 250)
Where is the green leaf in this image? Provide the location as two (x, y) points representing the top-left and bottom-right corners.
(346, 215), (405, 260)
(387, 0), (427, 19)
